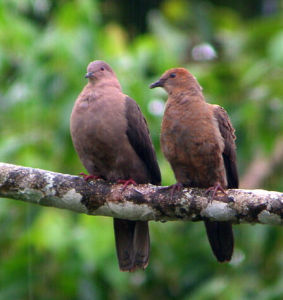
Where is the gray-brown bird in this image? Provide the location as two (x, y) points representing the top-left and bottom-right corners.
(70, 60), (161, 271)
(150, 68), (238, 262)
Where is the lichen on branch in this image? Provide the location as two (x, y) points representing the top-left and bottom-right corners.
(0, 162), (282, 225)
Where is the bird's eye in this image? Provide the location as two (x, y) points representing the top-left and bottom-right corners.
(170, 73), (176, 78)
(100, 67), (105, 71)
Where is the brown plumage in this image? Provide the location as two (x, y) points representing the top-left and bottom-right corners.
(150, 68), (238, 262)
(70, 60), (161, 271)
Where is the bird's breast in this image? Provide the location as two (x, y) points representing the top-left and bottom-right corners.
(161, 101), (225, 184)
(160, 94), (228, 186)
(71, 94), (149, 182)
(71, 96), (127, 160)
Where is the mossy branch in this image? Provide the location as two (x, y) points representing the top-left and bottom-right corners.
(0, 162), (282, 225)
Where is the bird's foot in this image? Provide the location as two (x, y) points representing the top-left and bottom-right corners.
(205, 183), (227, 203)
(79, 172), (101, 181)
(160, 182), (183, 200)
(117, 179), (137, 192)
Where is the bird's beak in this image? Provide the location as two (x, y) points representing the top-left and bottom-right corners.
(149, 79), (164, 89)
(85, 72), (94, 79)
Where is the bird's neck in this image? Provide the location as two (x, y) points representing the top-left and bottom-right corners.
(169, 88), (205, 105)
(89, 78), (122, 91)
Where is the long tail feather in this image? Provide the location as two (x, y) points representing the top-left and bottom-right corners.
(114, 219), (150, 271)
(204, 220), (234, 262)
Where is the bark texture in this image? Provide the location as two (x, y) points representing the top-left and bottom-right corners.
(0, 163), (282, 225)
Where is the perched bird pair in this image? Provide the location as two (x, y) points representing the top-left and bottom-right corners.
(70, 60), (238, 271)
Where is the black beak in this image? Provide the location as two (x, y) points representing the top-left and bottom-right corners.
(149, 79), (164, 89)
(85, 72), (94, 79)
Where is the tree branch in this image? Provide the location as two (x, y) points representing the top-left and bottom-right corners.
(0, 162), (282, 225)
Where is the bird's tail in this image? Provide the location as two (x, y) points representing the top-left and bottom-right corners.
(113, 218), (150, 271)
(204, 220), (234, 262)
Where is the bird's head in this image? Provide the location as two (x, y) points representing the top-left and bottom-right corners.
(85, 60), (115, 83)
(149, 68), (202, 95)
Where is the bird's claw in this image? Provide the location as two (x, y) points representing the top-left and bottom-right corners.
(117, 179), (137, 192)
(205, 183), (227, 203)
(79, 172), (100, 181)
(160, 182), (183, 200)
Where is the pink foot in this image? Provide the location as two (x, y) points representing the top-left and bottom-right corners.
(205, 183), (227, 202)
(117, 179), (137, 192)
(79, 172), (101, 181)
(160, 182), (183, 200)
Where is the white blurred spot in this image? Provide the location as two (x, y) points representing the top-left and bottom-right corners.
(269, 98), (282, 111)
(229, 249), (245, 266)
(34, 0), (51, 15)
(7, 83), (29, 104)
(117, 56), (133, 70)
(192, 43), (217, 61)
(249, 86), (269, 101)
(148, 99), (165, 116)
(130, 272), (146, 286)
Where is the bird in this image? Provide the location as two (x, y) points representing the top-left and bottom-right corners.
(150, 68), (238, 262)
(70, 60), (161, 271)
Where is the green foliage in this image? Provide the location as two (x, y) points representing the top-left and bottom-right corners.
(0, 0), (282, 299)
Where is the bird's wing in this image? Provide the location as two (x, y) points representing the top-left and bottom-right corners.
(124, 97), (161, 185)
(213, 105), (239, 188)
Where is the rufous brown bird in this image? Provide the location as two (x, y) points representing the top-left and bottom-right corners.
(150, 68), (238, 262)
(70, 60), (161, 271)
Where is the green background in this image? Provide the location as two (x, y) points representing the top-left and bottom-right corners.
(0, 0), (283, 299)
